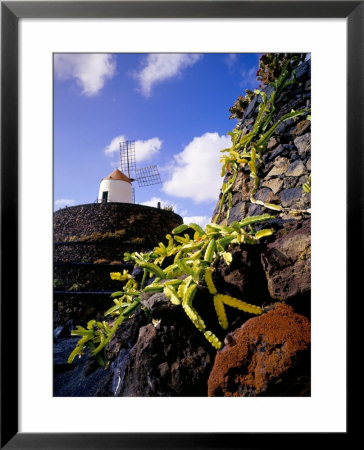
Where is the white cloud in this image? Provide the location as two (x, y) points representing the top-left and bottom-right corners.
(134, 54), (202, 97)
(163, 132), (231, 203)
(54, 199), (75, 209)
(225, 53), (238, 70)
(104, 135), (127, 156)
(104, 136), (162, 162)
(134, 137), (163, 161)
(141, 196), (177, 212)
(54, 54), (116, 96)
(183, 215), (211, 229)
(240, 66), (258, 91)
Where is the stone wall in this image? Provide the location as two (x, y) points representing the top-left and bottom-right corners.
(54, 202), (182, 243)
(54, 202), (182, 263)
(53, 202), (183, 326)
(212, 59), (311, 224)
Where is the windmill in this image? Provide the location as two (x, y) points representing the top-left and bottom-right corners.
(119, 140), (162, 203)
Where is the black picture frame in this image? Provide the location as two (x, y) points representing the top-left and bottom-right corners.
(1, 1), (359, 448)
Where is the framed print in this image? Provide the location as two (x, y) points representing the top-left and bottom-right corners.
(1, 1), (359, 448)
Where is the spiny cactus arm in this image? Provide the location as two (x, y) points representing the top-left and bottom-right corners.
(105, 303), (123, 316)
(254, 228), (275, 240)
(182, 283), (206, 333)
(90, 331), (107, 356)
(94, 298), (141, 356)
(137, 261), (166, 279)
(180, 240), (205, 253)
(215, 294), (263, 315)
(213, 296), (229, 330)
(163, 285), (181, 305)
(250, 196), (283, 212)
(204, 238), (216, 263)
(86, 342), (105, 367)
(204, 268), (217, 295)
(67, 334), (92, 364)
(177, 275), (193, 298)
(256, 108), (311, 152)
(204, 331), (222, 349)
(187, 223), (205, 238)
(110, 270), (132, 281)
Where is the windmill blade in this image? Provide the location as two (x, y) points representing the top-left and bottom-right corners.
(120, 141), (136, 177)
(135, 165), (162, 187)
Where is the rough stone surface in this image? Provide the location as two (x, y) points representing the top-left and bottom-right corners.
(262, 178), (284, 194)
(54, 203), (182, 263)
(280, 187), (305, 208)
(54, 338), (112, 397)
(261, 219), (311, 302)
(116, 315), (216, 396)
(286, 159), (306, 177)
(294, 133), (311, 157)
(54, 203), (182, 243)
(267, 157), (290, 177)
(207, 303), (311, 397)
(291, 119), (310, 137)
(255, 187), (279, 204)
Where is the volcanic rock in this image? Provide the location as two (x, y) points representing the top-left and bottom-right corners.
(207, 303), (310, 397)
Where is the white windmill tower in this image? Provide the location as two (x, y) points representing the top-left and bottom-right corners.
(97, 140), (162, 204)
(97, 168), (133, 203)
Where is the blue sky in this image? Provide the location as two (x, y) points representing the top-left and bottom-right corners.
(54, 53), (261, 227)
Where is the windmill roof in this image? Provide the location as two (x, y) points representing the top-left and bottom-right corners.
(102, 169), (132, 183)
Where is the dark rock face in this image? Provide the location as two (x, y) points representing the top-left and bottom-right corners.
(115, 293), (216, 397)
(261, 219), (311, 302)
(207, 304), (311, 397)
(54, 308), (149, 397)
(53, 337), (112, 397)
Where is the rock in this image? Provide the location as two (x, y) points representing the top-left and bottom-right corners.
(291, 119), (310, 137)
(262, 178), (283, 194)
(242, 96), (258, 121)
(140, 292), (180, 321)
(207, 303), (310, 397)
(263, 144), (285, 164)
(283, 177), (298, 190)
(306, 158), (311, 171)
(286, 159), (306, 177)
(117, 321), (216, 396)
(110, 349), (130, 396)
(295, 59), (310, 80)
(228, 202), (247, 224)
(274, 118), (293, 136)
(53, 337), (112, 396)
(261, 220), (311, 301)
(294, 133), (311, 157)
(106, 307), (148, 360)
(247, 203), (264, 217)
(53, 319), (74, 339)
(267, 137), (278, 150)
(54, 326), (65, 340)
(267, 157), (290, 177)
(254, 188), (280, 206)
(279, 187), (303, 208)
